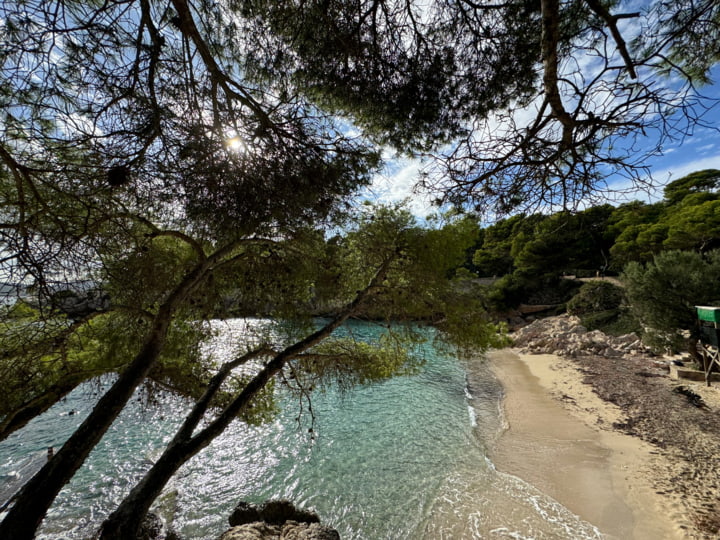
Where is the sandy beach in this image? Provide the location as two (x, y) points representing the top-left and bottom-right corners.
(488, 349), (687, 540)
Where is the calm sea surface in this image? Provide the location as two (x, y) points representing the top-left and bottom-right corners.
(0, 320), (602, 539)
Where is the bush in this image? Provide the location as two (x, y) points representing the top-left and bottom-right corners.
(623, 250), (720, 355)
(567, 281), (641, 336)
(567, 281), (624, 316)
(486, 273), (524, 310)
(524, 276), (581, 305)
(4, 300), (40, 320)
(487, 273), (581, 311)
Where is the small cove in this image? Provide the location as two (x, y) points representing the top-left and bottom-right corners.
(1, 320), (603, 539)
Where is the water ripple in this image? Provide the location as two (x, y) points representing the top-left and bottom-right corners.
(1, 321), (604, 539)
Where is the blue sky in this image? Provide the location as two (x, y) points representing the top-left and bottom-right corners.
(367, 68), (720, 221)
(641, 113), (720, 193)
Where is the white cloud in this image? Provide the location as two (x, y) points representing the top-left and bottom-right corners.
(653, 154), (720, 184)
(363, 157), (438, 219)
(603, 152), (720, 205)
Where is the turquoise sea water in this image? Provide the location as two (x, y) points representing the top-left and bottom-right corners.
(0, 320), (603, 539)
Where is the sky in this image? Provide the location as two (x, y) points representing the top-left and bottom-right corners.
(367, 101), (720, 220)
(366, 62), (720, 223)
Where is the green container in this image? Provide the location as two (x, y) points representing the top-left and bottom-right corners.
(697, 306), (720, 323)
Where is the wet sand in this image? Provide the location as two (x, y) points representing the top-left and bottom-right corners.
(488, 349), (685, 540)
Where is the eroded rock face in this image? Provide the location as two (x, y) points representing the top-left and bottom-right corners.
(219, 521), (340, 540)
(221, 500), (337, 540)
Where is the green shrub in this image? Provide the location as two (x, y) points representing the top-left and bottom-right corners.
(623, 250), (720, 355)
(567, 281), (624, 316)
(486, 273), (529, 310)
(5, 300), (40, 320)
(567, 281), (641, 336)
(524, 277), (581, 305)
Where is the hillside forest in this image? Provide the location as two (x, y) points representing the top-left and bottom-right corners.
(9, 168), (720, 385)
(458, 169), (720, 352)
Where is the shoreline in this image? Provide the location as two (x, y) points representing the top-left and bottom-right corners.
(487, 348), (685, 540)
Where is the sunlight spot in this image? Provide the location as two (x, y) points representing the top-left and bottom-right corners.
(225, 136), (246, 152)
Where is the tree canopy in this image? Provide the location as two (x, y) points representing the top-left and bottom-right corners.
(243, 0), (720, 215)
(1, 0), (719, 535)
(0, 0), (506, 535)
(624, 250), (720, 356)
(464, 169), (720, 314)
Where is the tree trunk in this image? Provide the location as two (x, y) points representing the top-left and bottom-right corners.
(0, 251), (220, 539)
(98, 325), (347, 539)
(98, 260), (391, 538)
(98, 440), (190, 539)
(0, 315), (171, 540)
(99, 350), (266, 539)
(0, 380), (80, 442)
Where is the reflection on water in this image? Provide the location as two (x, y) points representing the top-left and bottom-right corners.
(1, 320), (602, 539)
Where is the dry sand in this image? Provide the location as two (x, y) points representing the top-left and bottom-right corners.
(488, 349), (686, 540)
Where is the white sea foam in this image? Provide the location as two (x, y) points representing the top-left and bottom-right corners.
(467, 404), (478, 427)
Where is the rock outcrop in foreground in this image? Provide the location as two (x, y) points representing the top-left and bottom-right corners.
(219, 500), (339, 540)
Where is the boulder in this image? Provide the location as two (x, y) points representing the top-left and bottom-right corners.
(259, 500), (320, 526)
(222, 500), (335, 540)
(220, 523), (280, 540)
(280, 522), (340, 540)
(219, 522), (339, 540)
(230, 500), (320, 527)
(229, 502), (263, 527)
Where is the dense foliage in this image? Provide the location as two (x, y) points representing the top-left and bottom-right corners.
(624, 250), (720, 356)
(1, 0), (718, 535)
(565, 281), (639, 335)
(0, 0), (502, 537)
(245, 0), (719, 214)
(466, 170), (720, 310)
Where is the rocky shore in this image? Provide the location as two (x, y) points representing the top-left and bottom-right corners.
(509, 315), (720, 538)
(139, 500), (338, 540)
(219, 500), (339, 540)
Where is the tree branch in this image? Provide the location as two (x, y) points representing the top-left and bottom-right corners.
(584, 0), (639, 79)
(540, 0), (574, 147)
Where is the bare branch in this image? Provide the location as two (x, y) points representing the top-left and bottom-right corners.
(584, 0), (639, 78)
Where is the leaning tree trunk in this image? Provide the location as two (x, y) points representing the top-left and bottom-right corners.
(0, 313), (172, 540)
(98, 319), (350, 539)
(98, 438), (195, 539)
(0, 255), (218, 539)
(98, 347), (272, 539)
(98, 261), (391, 539)
(0, 380), (81, 442)
(98, 362), (291, 540)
